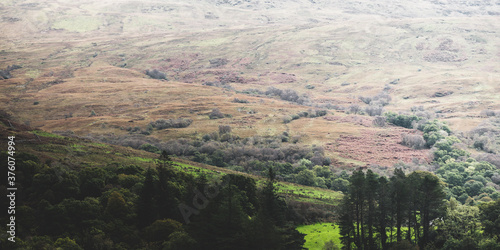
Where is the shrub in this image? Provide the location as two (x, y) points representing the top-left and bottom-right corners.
(298, 111), (309, 117)
(265, 87), (308, 104)
(145, 69), (167, 80)
(372, 92), (392, 106)
(209, 108), (224, 119)
(242, 88), (263, 95)
(401, 133), (425, 149)
(365, 105), (384, 116)
(139, 143), (160, 153)
(385, 112), (422, 129)
(315, 110), (327, 117)
(476, 153), (500, 168)
(389, 78), (400, 85)
(219, 125), (232, 134)
(347, 104), (361, 114)
(372, 116), (387, 127)
(282, 115), (292, 124)
(232, 98), (249, 103)
(359, 96), (372, 104)
(421, 119), (451, 147)
(149, 118), (193, 130)
(360, 92), (392, 106)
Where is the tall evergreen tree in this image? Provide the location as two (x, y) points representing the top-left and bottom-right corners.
(365, 170), (379, 250)
(414, 171), (445, 249)
(350, 169), (366, 248)
(137, 167), (157, 228)
(156, 151), (176, 219)
(390, 168), (407, 243)
(376, 176), (390, 250)
(339, 195), (355, 250)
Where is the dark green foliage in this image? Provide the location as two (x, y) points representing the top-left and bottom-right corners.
(139, 143), (160, 153)
(296, 169), (316, 186)
(149, 118), (193, 130)
(434, 200), (483, 249)
(4, 150), (304, 249)
(209, 108), (225, 119)
(385, 112), (422, 129)
(145, 69), (167, 79)
(433, 136), (469, 163)
(421, 119), (451, 147)
(479, 199), (500, 239)
(265, 86), (309, 104)
(78, 167), (108, 197)
(186, 168), (303, 249)
(339, 168), (447, 250)
(137, 167), (157, 227)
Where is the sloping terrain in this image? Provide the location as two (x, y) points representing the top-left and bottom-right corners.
(1, 0), (499, 167)
(0, 114), (341, 206)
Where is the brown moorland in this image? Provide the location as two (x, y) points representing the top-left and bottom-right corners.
(1, 0), (499, 167)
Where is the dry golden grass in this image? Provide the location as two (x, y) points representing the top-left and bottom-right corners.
(1, 0), (499, 167)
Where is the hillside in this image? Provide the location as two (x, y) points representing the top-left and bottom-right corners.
(2, 0), (500, 249)
(4, 0), (499, 168)
(0, 113), (341, 207)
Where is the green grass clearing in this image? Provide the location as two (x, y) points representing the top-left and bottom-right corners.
(297, 223), (342, 250)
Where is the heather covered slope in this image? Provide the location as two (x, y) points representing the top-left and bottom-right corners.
(2, 0), (499, 169)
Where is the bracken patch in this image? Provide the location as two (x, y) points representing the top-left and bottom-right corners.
(326, 127), (431, 167)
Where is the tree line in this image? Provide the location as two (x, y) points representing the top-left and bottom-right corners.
(339, 168), (446, 249)
(338, 168), (500, 250)
(0, 151), (306, 249)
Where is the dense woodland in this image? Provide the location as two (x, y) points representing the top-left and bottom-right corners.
(0, 151), (306, 249)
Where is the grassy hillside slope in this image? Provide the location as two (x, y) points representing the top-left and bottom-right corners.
(1, 0), (499, 168)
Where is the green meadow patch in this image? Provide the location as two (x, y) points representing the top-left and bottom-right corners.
(128, 156), (155, 163)
(296, 223), (342, 250)
(32, 130), (64, 139)
(274, 182), (342, 206)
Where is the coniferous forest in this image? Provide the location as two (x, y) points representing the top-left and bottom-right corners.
(0, 150), (307, 249)
(338, 168), (500, 250)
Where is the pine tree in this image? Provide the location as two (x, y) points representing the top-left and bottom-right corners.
(156, 151), (176, 219)
(376, 176), (390, 250)
(364, 170), (379, 250)
(390, 168), (407, 243)
(339, 195), (355, 250)
(413, 171), (445, 249)
(137, 167), (157, 227)
(350, 169), (366, 248)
